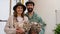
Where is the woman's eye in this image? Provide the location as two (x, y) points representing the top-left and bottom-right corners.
(21, 8), (23, 9)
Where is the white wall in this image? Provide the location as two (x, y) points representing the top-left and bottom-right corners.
(0, 22), (6, 34)
(0, 0), (9, 20)
(31, 0), (60, 34)
(0, 0), (9, 34)
(56, 0), (60, 10)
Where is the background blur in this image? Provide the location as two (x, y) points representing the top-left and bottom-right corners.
(0, 0), (60, 34)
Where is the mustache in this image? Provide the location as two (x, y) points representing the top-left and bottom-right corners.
(28, 8), (33, 10)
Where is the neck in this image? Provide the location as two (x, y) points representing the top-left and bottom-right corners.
(28, 11), (34, 15)
(28, 11), (34, 18)
(17, 13), (21, 17)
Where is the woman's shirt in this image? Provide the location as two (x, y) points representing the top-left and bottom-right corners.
(4, 15), (28, 34)
(17, 16), (28, 28)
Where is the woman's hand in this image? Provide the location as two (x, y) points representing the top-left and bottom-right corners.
(16, 27), (25, 34)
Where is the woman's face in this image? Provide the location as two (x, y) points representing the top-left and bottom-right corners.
(16, 6), (23, 14)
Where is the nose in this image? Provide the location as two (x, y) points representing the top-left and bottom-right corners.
(29, 6), (32, 8)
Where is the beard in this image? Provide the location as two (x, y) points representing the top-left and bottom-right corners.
(27, 8), (33, 12)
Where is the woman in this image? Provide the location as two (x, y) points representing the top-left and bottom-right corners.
(4, 2), (28, 34)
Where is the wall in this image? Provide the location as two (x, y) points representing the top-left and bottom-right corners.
(0, 0), (9, 34)
(31, 0), (58, 34)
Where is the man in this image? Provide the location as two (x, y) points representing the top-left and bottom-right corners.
(25, 1), (46, 34)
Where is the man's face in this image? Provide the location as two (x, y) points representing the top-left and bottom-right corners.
(26, 4), (34, 12)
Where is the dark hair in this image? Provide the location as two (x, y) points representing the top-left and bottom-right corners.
(13, 2), (26, 12)
(13, 2), (26, 21)
(25, 1), (35, 6)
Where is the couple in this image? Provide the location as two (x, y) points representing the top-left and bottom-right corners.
(4, 1), (46, 34)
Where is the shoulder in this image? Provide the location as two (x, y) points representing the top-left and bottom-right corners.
(34, 12), (42, 19)
(24, 16), (28, 21)
(8, 15), (14, 21)
(24, 16), (28, 19)
(36, 15), (42, 21)
(25, 13), (28, 17)
(8, 15), (13, 18)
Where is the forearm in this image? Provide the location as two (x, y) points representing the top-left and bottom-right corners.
(4, 27), (16, 34)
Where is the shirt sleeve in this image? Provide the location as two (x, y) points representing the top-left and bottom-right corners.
(4, 16), (16, 34)
(38, 17), (46, 28)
